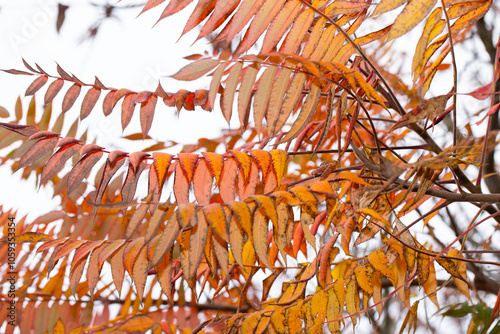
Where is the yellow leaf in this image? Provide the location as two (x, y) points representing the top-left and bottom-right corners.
(52, 319), (65, 334)
(118, 315), (154, 332)
(345, 276), (359, 327)
(372, 0), (408, 16)
(412, 7), (443, 80)
(270, 149), (288, 187)
(422, 255), (439, 307)
(327, 288), (342, 333)
(387, 0), (438, 41)
(368, 250), (395, 284)
(447, 249), (472, 301)
(285, 302), (303, 333)
(355, 263), (375, 295)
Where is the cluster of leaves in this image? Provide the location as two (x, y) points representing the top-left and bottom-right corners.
(1, 0), (500, 333)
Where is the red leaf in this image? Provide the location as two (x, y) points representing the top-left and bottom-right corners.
(157, 0), (194, 22)
(122, 93), (137, 130)
(467, 82), (493, 100)
(140, 95), (158, 137)
(18, 136), (59, 169)
(25, 75), (48, 96)
(67, 148), (104, 194)
(122, 152), (149, 202)
(62, 84), (82, 112)
(81, 87), (101, 120)
(139, 0), (166, 15)
(0, 123), (39, 137)
(95, 151), (128, 204)
(44, 79), (64, 105)
(103, 90), (117, 116)
(40, 138), (81, 184)
(56, 63), (73, 81)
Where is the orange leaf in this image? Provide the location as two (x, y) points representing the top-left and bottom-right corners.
(202, 152), (224, 186)
(203, 203), (229, 242)
(209, 62), (227, 109)
(267, 67), (292, 137)
(251, 195), (278, 226)
(229, 149), (251, 181)
(252, 209), (272, 269)
(173, 162), (190, 204)
(235, 0), (285, 55)
(228, 201), (253, 239)
(122, 237), (145, 278)
(260, 0), (301, 54)
(6, 231), (52, 243)
(178, 153), (198, 184)
(274, 72), (307, 136)
(126, 203), (149, 239)
(229, 214), (245, 270)
(156, 248), (173, 302)
(238, 63), (259, 128)
(193, 158), (213, 205)
(86, 242), (108, 296)
(97, 239), (126, 270)
(333, 172), (368, 185)
(132, 246), (149, 300)
(221, 61), (243, 124)
(253, 65), (277, 134)
(153, 152), (174, 190)
(150, 215), (181, 268)
(220, 157), (238, 203)
(185, 210), (208, 280)
(250, 149), (272, 181)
